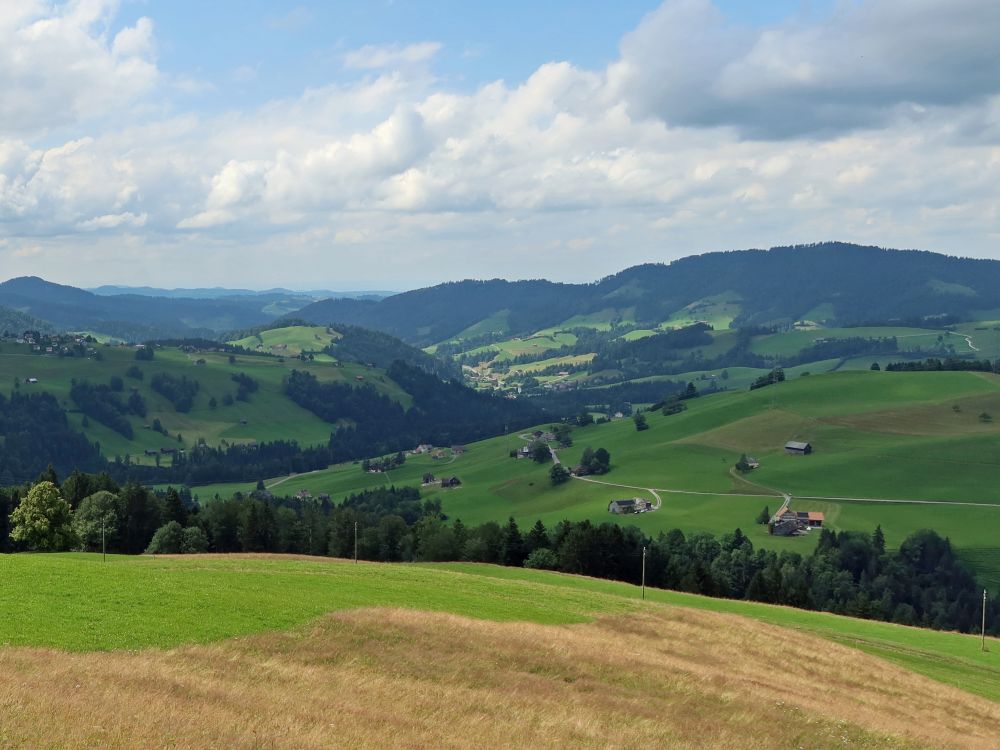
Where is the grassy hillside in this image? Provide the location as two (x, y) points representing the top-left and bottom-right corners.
(0, 553), (998, 748)
(0, 342), (404, 461)
(187, 369), (1000, 591)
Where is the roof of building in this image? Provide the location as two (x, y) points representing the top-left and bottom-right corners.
(785, 441), (811, 450)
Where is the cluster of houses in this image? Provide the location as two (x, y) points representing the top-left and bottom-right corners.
(422, 473), (462, 488)
(7, 330), (99, 358)
(294, 489), (331, 502)
(410, 444), (467, 458)
(515, 430), (556, 459)
(142, 447), (183, 457)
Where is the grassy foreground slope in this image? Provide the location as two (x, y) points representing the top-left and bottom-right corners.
(1, 554), (999, 749)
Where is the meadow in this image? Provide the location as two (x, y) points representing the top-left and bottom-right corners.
(187, 369), (1000, 591)
(228, 324), (341, 356)
(1, 553), (999, 748)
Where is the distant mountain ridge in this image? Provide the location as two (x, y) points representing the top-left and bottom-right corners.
(0, 277), (309, 340)
(89, 285), (392, 300)
(292, 243), (1000, 345)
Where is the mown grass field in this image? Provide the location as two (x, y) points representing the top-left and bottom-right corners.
(1, 553), (999, 750)
(188, 370), (1000, 591)
(0, 342), (406, 461)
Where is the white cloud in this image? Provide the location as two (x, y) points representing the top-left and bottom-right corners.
(343, 42), (442, 70)
(77, 212), (148, 231)
(0, 2), (159, 136)
(266, 6), (313, 32)
(1, 1), (999, 287)
(613, 0), (1000, 138)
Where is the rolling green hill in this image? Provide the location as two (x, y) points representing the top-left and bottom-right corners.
(187, 369), (1000, 591)
(0, 553), (997, 748)
(296, 243), (1000, 346)
(229, 325), (342, 357)
(0, 340), (405, 464)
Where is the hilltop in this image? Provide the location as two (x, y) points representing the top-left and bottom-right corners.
(0, 553), (997, 749)
(294, 243), (1000, 346)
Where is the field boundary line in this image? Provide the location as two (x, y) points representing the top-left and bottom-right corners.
(794, 494), (1000, 508)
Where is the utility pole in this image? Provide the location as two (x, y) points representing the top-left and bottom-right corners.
(102, 517), (106, 563)
(641, 546), (647, 600)
(354, 521), (358, 563)
(983, 589), (989, 652)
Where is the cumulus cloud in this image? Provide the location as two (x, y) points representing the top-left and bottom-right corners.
(0, 1), (159, 136)
(613, 0), (1000, 138)
(1, 1), (999, 286)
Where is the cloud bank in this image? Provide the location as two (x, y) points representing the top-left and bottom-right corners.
(0, 0), (998, 287)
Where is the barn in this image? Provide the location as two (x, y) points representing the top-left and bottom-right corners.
(784, 441), (813, 455)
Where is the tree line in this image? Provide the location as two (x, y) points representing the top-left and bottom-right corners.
(3, 468), (995, 637)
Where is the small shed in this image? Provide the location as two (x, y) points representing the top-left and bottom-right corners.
(785, 441), (812, 455)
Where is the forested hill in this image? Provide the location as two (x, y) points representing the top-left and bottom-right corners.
(295, 243), (1000, 345)
(0, 277), (313, 340)
(290, 279), (582, 347)
(0, 304), (55, 335)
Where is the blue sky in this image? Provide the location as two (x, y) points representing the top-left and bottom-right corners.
(0, 1), (996, 289)
(119, 1), (835, 111)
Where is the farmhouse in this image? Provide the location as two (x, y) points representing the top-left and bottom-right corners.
(770, 507), (825, 536)
(785, 441), (813, 455)
(440, 476), (462, 488)
(608, 498), (652, 514)
(746, 456), (760, 469)
(450, 445), (467, 455)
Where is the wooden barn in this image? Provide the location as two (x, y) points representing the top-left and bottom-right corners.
(784, 441), (813, 455)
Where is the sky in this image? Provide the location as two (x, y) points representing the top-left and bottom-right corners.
(0, 0), (997, 290)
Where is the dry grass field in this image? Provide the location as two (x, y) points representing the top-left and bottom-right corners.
(2, 603), (999, 749)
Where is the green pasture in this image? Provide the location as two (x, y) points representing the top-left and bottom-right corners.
(750, 326), (964, 358)
(183, 369), (1000, 591)
(228, 325), (341, 355)
(514, 353), (594, 374)
(660, 292), (742, 330)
